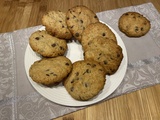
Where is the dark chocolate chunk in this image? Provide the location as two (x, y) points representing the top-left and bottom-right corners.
(51, 43), (56, 47)
(35, 37), (40, 40)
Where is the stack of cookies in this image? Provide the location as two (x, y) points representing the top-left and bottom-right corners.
(28, 5), (150, 101)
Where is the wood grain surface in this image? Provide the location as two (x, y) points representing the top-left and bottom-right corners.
(1, 0), (160, 120)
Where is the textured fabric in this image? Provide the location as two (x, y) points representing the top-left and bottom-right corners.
(0, 3), (160, 120)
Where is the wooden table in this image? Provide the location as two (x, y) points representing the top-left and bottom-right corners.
(1, 0), (160, 120)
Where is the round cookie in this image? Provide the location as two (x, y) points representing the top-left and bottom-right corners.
(84, 36), (123, 75)
(66, 5), (99, 42)
(64, 60), (106, 101)
(81, 22), (117, 51)
(29, 30), (67, 57)
(29, 56), (72, 86)
(118, 12), (151, 37)
(42, 10), (72, 39)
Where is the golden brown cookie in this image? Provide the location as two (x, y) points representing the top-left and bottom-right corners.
(84, 36), (123, 75)
(118, 12), (151, 37)
(64, 60), (106, 101)
(66, 5), (99, 42)
(29, 30), (67, 58)
(29, 56), (72, 86)
(81, 22), (117, 51)
(42, 10), (72, 39)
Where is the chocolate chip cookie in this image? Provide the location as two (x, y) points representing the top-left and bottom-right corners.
(29, 30), (67, 57)
(81, 22), (117, 51)
(29, 56), (72, 86)
(84, 36), (123, 75)
(64, 60), (106, 101)
(118, 12), (151, 37)
(42, 10), (72, 39)
(66, 5), (99, 42)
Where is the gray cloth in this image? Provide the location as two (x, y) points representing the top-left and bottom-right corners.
(0, 2), (160, 120)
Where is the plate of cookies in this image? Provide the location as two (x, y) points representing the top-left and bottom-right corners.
(24, 5), (128, 106)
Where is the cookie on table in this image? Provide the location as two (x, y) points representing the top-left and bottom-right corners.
(64, 60), (106, 101)
(42, 10), (72, 39)
(29, 56), (72, 86)
(84, 36), (123, 75)
(118, 12), (151, 37)
(66, 5), (99, 42)
(81, 22), (117, 51)
(29, 30), (67, 58)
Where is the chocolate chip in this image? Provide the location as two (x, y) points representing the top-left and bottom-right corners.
(51, 43), (56, 47)
(84, 83), (88, 87)
(65, 63), (69, 66)
(94, 15), (97, 18)
(46, 74), (50, 76)
(87, 63), (91, 66)
(35, 37), (40, 40)
(135, 26), (139, 32)
(117, 54), (120, 58)
(83, 69), (91, 75)
(70, 87), (74, 92)
(102, 33), (106, 36)
(99, 69), (103, 71)
(92, 64), (96, 68)
(71, 80), (74, 83)
(125, 13), (129, 15)
(67, 17), (69, 20)
(59, 20), (62, 23)
(141, 27), (144, 31)
(75, 72), (79, 76)
(103, 61), (108, 65)
(62, 25), (64, 28)
(70, 25), (74, 29)
(80, 20), (83, 23)
(60, 46), (64, 50)
(75, 33), (79, 37)
(83, 52), (85, 56)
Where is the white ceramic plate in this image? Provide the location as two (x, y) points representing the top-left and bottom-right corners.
(24, 21), (128, 106)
